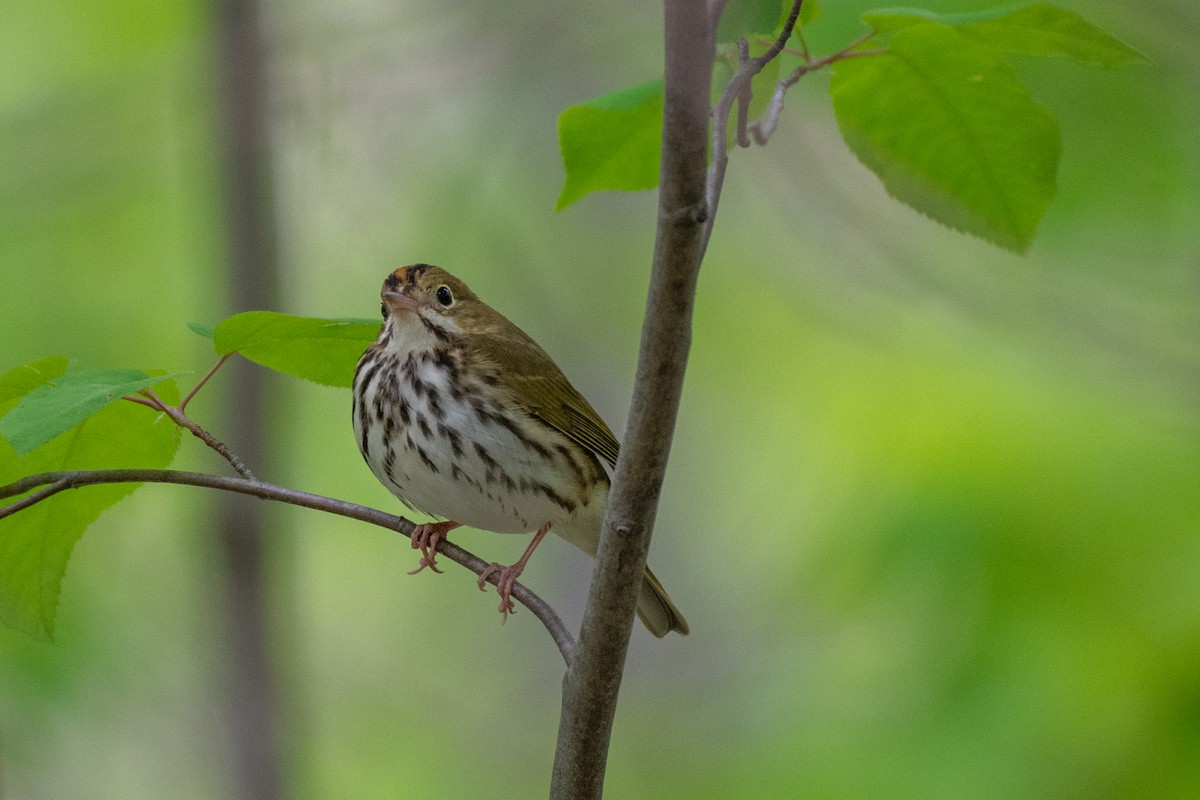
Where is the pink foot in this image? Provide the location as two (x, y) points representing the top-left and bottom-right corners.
(477, 563), (521, 621)
(408, 521), (460, 575)
(475, 522), (553, 624)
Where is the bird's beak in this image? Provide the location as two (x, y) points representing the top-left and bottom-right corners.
(382, 290), (421, 315)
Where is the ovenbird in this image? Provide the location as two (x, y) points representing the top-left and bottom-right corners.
(352, 264), (688, 637)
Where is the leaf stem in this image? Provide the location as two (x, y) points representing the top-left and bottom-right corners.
(735, 38), (753, 148)
(180, 353), (233, 413)
(0, 468), (577, 664)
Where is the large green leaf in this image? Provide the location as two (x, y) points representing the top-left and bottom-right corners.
(0, 368), (188, 455)
(862, 5), (1019, 32)
(862, 3), (1146, 67)
(830, 24), (1060, 252)
(212, 311), (380, 388)
(556, 79), (664, 210)
(958, 3), (1146, 67)
(0, 358), (182, 639)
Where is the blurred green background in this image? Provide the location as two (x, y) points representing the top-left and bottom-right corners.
(2, 0), (1198, 797)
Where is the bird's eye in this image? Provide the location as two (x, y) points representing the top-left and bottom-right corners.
(435, 285), (454, 307)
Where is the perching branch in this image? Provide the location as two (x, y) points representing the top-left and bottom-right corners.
(0, 469), (576, 665)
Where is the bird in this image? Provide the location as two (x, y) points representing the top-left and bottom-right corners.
(351, 264), (688, 637)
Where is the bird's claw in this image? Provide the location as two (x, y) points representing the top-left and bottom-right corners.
(478, 563), (519, 622)
(408, 521), (457, 575)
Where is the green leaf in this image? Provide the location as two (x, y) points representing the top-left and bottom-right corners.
(959, 3), (1146, 67)
(0, 359), (182, 639)
(800, 0), (822, 28)
(718, 0), (786, 43)
(831, 24), (1060, 252)
(187, 321), (214, 339)
(862, 5), (1014, 32)
(0, 368), (189, 455)
(0, 356), (68, 406)
(213, 311), (381, 388)
(556, 79), (664, 210)
(862, 3), (1146, 67)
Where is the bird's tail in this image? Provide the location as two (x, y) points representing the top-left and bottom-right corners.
(637, 566), (689, 638)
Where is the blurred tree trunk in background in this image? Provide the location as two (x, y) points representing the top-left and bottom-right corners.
(214, 0), (284, 797)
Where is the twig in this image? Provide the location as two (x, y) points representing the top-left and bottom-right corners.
(746, 34), (883, 145)
(0, 479), (71, 518)
(122, 394), (163, 411)
(0, 469), (577, 665)
(136, 388), (256, 480)
(705, 0), (804, 244)
(746, 70), (798, 145)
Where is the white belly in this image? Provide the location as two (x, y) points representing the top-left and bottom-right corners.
(354, 344), (605, 540)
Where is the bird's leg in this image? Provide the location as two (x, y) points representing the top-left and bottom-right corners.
(478, 522), (552, 622)
(408, 521), (460, 575)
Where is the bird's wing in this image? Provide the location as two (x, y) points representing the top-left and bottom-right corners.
(468, 328), (620, 470)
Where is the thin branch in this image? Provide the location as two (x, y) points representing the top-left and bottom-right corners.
(746, 70), (799, 145)
(141, 388), (257, 480)
(121, 394), (163, 411)
(705, 0), (804, 243)
(0, 479), (71, 518)
(757, 0), (804, 65)
(0, 469), (576, 665)
(746, 34), (883, 145)
(834, 44), (888, 62)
